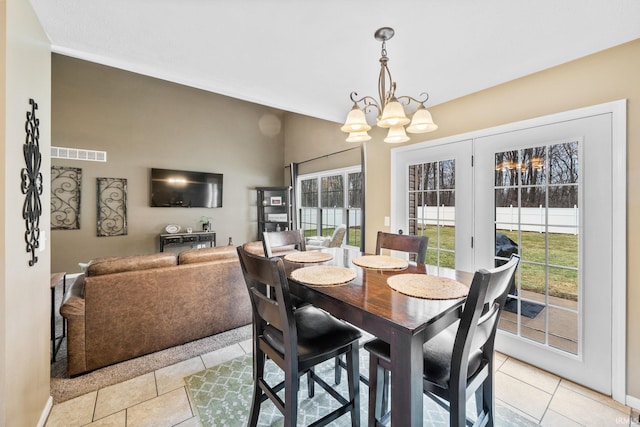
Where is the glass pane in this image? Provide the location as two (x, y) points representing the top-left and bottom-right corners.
(521, 186), (546, 208)
(424, 161), (437, 190)
(521, 146), (546, 186)
(300, 179), (317, 207)
(521, 315), (546, 345)
(495, 188), (518, 208)
(495, 150), (519, 187)
(495, 188), (518, 230)
(407, 165), (421, 191)
(495, 230), (519, 265)
(440, 225), (455, 251)
(520, 262), (546, 296)
(321, 175), (344, 208)
(440, 190), (455, 207)
(549, 141), (579, 185)
(549, 184), (578, 208)
(499, 296), (518, 335)
(424, 191), (437, 209)
(549, 266), (578, 302)
(439, 250), (455, 269)
(548, 306), (578, 354)
(440, 159), (455, 189)
(409, 219), (418, 236)
(348, 172), (362, 208)
(549, 232), (578, 269)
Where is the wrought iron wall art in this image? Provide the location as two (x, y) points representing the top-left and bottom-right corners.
(21, 98), (43, 266)
(96, 177), (128, 237)
(51, 166), (82, 229)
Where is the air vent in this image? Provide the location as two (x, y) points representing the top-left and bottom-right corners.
(51, 146), (107, 162)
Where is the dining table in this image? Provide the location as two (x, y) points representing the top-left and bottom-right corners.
(284, 246), (474, 427)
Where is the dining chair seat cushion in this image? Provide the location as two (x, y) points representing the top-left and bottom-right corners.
(264, 306), (361, 361)
(422, 323), (483, 388)
(364, 323), (483, 388)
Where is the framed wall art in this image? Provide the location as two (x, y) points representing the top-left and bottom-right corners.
(51, 166), (82, 230)
(96, 177), (128, 237)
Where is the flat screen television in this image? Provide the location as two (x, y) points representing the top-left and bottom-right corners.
(150, 168), (223, 208)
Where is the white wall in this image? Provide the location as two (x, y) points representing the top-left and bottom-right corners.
(1, 0), (53, 425)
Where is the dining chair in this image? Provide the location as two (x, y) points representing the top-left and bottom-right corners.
(364, 254), (520, 427)
(375, 231), (429, 264)
(262, 229), (306, 257)
(335, 231), (430, 385)
(237, 246), (362, 427)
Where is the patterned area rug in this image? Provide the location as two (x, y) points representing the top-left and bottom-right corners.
(185, 353), (539, 426)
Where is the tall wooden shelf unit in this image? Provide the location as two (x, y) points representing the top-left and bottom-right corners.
(256, 186), (293, 241)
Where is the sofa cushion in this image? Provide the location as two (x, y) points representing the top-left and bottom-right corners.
(243, 241), (265, 256)
(179, 245), (237, 264)
(86, 253), (177, 277)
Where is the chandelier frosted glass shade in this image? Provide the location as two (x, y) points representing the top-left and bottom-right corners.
(340, 106), (371, 133)
(346, 131), (372, 143)
(406, 106), (438, 133)
(384, 125), (410, 144)
(377, 99), (410, 128)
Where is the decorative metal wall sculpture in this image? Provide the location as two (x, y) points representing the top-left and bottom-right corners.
(51, 166), (82, 230)
(21, 98), (43, 266)
(96, 177), (128, 237)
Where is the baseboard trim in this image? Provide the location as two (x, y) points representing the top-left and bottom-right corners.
(38, 396), (53, 427)
(627, 395), (640, 411)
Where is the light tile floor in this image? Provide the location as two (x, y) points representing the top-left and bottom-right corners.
(46, 339), (639, 427)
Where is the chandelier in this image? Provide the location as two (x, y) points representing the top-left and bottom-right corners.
(341, 27), (438, 143)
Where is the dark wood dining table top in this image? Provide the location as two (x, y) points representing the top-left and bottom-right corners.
(285, 246), (474, 342)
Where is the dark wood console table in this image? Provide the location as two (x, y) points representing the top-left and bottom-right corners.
(159, 231), (216, 252)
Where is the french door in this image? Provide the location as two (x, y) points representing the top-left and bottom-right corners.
(391, 101), (626, 398)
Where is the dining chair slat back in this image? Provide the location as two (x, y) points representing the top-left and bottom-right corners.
(375, 231), (429, 264)
(262, 229), (306, 257)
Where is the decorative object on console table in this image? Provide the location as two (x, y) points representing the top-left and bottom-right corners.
(21, 98), (44, 266)
(159, 230), (216, 252)
(200, 215), (213, 231)
(51, 166), (82, 230)
(96, 177), (128, 237)
(256, 186), (293, 241)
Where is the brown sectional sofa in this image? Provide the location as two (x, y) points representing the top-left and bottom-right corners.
(60, 245), (251, 376)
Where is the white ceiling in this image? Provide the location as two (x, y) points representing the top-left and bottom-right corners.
(30, 0), (640, 124)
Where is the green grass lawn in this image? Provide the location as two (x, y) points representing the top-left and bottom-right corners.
(305, 224), (578, 300)
(421, 225), (579, 300)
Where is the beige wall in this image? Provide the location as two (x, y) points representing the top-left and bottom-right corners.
(51, 55), (287, 273)
(2, 0), (52, 425)
(283, 112), (361, 175)
(361, 39), (640, 401)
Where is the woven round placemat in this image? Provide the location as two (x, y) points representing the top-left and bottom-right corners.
(284, 251), (333, 264)
(290, 266), (356, 287)
(352, 255), (409, 270)
(387, 274), (469, 299)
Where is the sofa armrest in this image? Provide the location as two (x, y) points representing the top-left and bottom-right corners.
(60, 274), (85, 318)
(60, 274), (87, 376)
